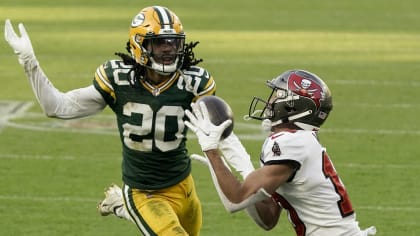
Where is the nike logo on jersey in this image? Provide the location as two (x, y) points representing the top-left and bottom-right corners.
(187, 190), (193, 198)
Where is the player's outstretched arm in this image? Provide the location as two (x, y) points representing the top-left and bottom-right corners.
(4, 19), (35, 65)
(4, 19), (106, 118)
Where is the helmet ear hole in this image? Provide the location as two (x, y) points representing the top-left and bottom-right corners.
(135, 34), (142, 44)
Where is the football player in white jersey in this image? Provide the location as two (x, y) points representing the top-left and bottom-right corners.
(185, 69), (377, 236)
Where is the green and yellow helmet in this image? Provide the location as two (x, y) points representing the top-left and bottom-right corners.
(129, 6), (185, 75)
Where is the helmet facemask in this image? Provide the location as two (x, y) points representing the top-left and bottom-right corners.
(140, 35), (185, 75)
(248, 86), (306, 127)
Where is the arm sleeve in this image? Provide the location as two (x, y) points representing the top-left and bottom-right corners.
(190, 152), (272, 229)
(205, 154), (271, 213)
(219, 132), (255, 179)
(22, 57), (106, 119)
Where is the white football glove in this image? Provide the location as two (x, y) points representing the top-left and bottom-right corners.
(185, 101), (232, 151)
(4, 19), (36, 65)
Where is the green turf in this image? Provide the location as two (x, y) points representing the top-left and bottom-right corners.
(1, 0), (420, 235)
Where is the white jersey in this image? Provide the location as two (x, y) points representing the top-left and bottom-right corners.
(260, 130), (364, 236)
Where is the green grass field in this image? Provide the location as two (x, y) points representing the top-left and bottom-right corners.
(1, 0), (420, 235)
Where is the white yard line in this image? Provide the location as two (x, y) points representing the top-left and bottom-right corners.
(0, 194), (97, 203)
(248, 79), (420, 87)
(337, 163), (420, 169)
(355, 205), (420, 212)
(0, 101), (33, 132)
(329, 79), (420, 87)
(0, 153), (76, 160)
(1, 100), (419, 137)
(4, 120), (420, 138)
(1, 153), (419, 170)
(4, 121), (118, 135)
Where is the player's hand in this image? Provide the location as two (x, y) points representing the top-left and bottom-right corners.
(4, 19), (35, 65)
(185, 101), (232, 151)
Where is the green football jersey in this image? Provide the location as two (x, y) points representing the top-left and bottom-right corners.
(93, 60), (216, 190)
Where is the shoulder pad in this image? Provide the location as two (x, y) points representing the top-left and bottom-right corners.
(93, 60), (133, 102)
(179, 66), (216, 97)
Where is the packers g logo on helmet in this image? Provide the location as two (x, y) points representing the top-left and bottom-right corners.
(129, 6), (185, 75)
(131, 13), (145, 27)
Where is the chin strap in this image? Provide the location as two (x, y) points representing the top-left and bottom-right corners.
(260, 110), (318, 132)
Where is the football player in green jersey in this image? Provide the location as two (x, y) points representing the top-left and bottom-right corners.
(5, 6), (255, 235)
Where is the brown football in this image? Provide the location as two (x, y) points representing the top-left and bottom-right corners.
(196, 95), (234, 139)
